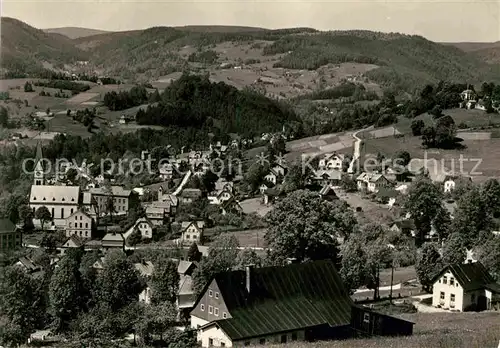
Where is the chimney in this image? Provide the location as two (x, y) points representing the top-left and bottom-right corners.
(245, 265), (253, 294)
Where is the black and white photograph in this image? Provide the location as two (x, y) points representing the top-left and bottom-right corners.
(0, 1), (499, 347)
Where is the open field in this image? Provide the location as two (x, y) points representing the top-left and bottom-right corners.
(240, 198), (273, 217)
(363, 134), (500, 182)
(337, 190), (395, 224)
(395, 108), (500, 135)
(257, 312), (500, 348)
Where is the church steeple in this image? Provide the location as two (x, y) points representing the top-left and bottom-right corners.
(33, 142), (45, 186)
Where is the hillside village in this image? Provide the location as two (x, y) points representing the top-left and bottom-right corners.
(0, 16), (500, 348)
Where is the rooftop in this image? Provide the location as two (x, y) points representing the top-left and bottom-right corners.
(196, 260), (352, 340)
(30, 185), (80, 204)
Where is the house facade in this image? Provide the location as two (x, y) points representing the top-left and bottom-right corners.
(180, 221), (205, 245)
(356, 173), (390, 193)
(65, 210), (93, 239)
(89, 186), (132, 216)
(319, 153), (345, 171)
(208, 189), (233, 205)
(0, 219), (21, 250)
(125, 217), (154, 240)
(191, 261), (354, 347)
(431, 262), (500, 312)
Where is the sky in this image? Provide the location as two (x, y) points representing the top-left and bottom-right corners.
(2, 0), (499, 42)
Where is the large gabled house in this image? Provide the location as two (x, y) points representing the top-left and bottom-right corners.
(180, 221), (205, 245)
(318, 153), (345, 171)
(431, 262), (500, 312)
(356, 172), (391, 193)
(191, 260), (354, 347)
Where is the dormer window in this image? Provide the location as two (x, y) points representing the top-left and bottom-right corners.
(71, 198), (75, 201)
(33, 197), (36, 200)
(52, 198), (56, 201)
(43, 197), (46, 201)
(62, 198), (65, 201)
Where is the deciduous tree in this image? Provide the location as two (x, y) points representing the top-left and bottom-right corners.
(452, 186), (493, 248)
(150, 258), (179, 304)
(265, 190), (356, 264)
(35, 206), (52, 231)
(416, 243), (443, 292)
(49, 254), (83, 332)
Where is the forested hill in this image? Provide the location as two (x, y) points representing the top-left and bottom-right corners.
(0, 17), (88, 77)
(105, 74), (301, 138)
(2, 17), (500, 93)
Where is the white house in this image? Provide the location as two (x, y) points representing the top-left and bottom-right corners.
(356, 172), (391, 193)
(180, 221), (205, 245)
(431, 262), (500, 312)
(318, 153), (345, 171)
(89, 186), (132, 216)
(65, 209), (93, 239)
(125, 217), (155, 240)
(208, 189), (234, 205)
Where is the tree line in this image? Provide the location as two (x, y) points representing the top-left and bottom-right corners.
(0, 248), (198, 346)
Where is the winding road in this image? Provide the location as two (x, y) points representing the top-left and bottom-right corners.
(347, 126), (374, 174)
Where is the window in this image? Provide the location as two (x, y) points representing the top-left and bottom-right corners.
(61, 208), (64, 218)
(450, 294), (455, 302)
(443, 276), (447, 284)
(259, 339), (266, 345)
(209, 338), (213, 346)
(75, 216), (77, 221)
(51, 208), (55, 218)
(214, 308), (219, 316)
(201, 304), (205, 311)
(440, 292), (445, 300)
(208, 305), (213, 314)
(80, 223), (82, 228)
(70, 208), (74, 214)
(215, 292), (219, 299)
(85, 231), (88, 237)
(221, 343), (225, 347)
(186, 234), (190, 240)
(223, 312), (227, 319)
(209, 290), (213, 297)
(363, 313), (370, 323)
(85, 223), (88, 228)
(69, 222), (72, 228)
(281, 335), (287, 343)
(292, 333), (298, 341)
(450, 277), (454, 286)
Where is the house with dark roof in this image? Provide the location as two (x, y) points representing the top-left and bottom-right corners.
(319, 184), (338, 201)
(431, 262), (500, 311)
(0, 219), (21, 250)
(61, 235), (85, 254)
(220, 197), (243, 216)
(15, 256), (41, 273)
(191, 261), (354, 347)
